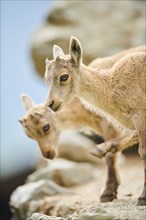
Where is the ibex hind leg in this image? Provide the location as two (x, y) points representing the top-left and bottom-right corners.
(137, 132), (146, 206)
(134, 113), (146, 206)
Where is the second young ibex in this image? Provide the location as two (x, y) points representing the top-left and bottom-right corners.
(20, 94), (137, 202)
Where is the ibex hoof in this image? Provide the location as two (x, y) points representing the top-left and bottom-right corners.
(100, 192), (117, 202)
(90, 146), (105, 158)
(137, 197), (146, 206)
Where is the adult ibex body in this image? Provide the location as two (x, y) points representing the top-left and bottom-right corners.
(45, 38), (146, 205)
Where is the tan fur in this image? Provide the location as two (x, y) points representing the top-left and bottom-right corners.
(45, 37), (146, 205)
(20, 96), (125, 158)
(89, 45), (145, 69)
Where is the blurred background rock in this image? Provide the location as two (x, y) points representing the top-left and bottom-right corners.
(1, 0), (145, 219)
(31, 0), (145, 77)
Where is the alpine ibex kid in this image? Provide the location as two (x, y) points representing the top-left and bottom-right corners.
(20, 94), (138, 203)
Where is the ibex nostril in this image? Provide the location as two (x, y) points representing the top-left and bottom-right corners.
(48, 100), (54, 109)
(45, 151), (56, 160)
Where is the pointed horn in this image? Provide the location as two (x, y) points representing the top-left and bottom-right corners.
(45, 57), (50, 65)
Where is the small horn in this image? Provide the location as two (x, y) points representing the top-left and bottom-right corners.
(45, 57), (50, 65)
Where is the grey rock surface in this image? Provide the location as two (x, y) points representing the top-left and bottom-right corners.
(26, 158), (95, 187)
(30, 213), (64, 220)
(58, 130), (102, 164)
(70, 206), (114, 220)
(10, 179), (71, 220)
(74, 213), (113, 220)
(29, 211), (114, 220)
(10, 155), (145, 220)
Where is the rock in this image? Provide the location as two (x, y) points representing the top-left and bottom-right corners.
(58, 130), (102, 164)
(10, 155), (145, 220)
(26, 158), (95, 187)
(30, 213), (64, 220)
(75, 212), (113, 220)
(10, 179), (71, 220)
(10, 158), (95, 219)
(71, 206), (114, 220)
(30, 0), (145, 77)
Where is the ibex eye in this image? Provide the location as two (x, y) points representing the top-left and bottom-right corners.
(42, 124), (50, 133)
(60, 74), (68, 82)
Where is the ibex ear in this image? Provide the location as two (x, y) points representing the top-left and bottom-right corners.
(21, 93), (36, 112)
(69, 36), (82, 67)
(53, 45), (65, 59)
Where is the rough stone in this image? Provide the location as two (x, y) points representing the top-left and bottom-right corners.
(26, 158), (95, 187)
(70, 206), (114, 220)
(29, 211), (114, 220)
(74, 212), (113, 220)
(10, 155), (145, 220)
(58, 130), (102, 164)
(30, 0), (145, 77)
(30, 213), (64, 220)
(10, 179), (71, 220)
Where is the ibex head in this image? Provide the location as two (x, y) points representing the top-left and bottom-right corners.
(19, 94), (60, 159)
(45, 36), (83, 111)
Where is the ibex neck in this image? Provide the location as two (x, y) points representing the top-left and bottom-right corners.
(79, 65), (112, 112)
(55, 97), (122, 139)
(55, 98), (103, 134)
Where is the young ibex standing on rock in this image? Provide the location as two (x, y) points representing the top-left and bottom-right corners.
(45, 37), (146, 205)
(20, 94), (138, 202)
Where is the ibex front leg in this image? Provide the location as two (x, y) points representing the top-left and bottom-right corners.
(137, 130), (146, 206)
(90, 130), (138, 158)
(138, 165), (146, 206)
(100, 152), (120, 202)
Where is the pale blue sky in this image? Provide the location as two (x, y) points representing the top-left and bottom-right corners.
(1, 0), (54, 178)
